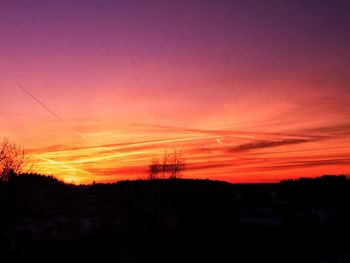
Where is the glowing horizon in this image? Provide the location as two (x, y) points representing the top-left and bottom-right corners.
(1, 1), (350, 183)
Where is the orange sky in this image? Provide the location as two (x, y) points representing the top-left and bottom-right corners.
(1, 1), (350, 183)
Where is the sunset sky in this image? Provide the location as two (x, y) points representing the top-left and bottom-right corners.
(1, 0), (350, 183)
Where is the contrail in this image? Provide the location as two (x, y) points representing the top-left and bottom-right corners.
(18, 84), (64, 122)
(17, 83), (97, 146)
(17, 83), (121, 155)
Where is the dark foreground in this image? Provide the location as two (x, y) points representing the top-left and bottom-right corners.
(1, 175), (350, 262)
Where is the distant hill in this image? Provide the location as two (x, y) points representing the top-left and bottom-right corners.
(1, 175), (350, 262)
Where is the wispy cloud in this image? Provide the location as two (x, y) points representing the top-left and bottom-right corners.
(307, 123), (350, 136)
(30, 120), (350, 183)
(253, 158), (350, 171)
(227, 138), (314, 152)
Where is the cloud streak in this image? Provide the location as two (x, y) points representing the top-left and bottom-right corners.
(28, 120), (350, 183)
(228, 138), (314, 152)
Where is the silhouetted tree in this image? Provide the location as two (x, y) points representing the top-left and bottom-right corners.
(148, 158), (160, 179)
(168, 150), (185, 179)
(162, 151), (169, 179)
(0, 138), (34, 181)
(148, 150), (185, 179)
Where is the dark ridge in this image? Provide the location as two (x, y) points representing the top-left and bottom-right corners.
(0, 174), (350, 262)
(7, 173), (64, 186)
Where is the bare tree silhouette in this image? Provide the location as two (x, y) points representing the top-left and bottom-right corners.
(0, 138), (35, 181)
(162, 151), (169, 179)
(148, 158), (160, 180)
(148, 150), (185, 179)
(168, 150), (185, 179)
